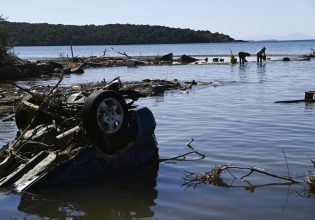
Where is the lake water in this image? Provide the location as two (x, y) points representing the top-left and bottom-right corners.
(1, 41), (315, 219)
(13, 40), (315, 59)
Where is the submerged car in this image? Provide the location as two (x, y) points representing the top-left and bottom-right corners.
(0, 78), (158, 192)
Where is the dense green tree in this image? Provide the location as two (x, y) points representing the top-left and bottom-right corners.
(0, 16), (9, 62)
(4, 22), (237, 46)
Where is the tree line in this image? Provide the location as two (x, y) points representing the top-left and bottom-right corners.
(0, 17), (12, 63)
(4, 21), (237, 46)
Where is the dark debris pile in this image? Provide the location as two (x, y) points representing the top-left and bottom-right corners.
(0, 79), (207, 120)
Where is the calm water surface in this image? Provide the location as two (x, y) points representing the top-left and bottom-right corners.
(1, 42), (315, 219)
(13, 40), (315, 59)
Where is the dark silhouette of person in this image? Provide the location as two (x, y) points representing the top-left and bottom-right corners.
(256, 47), (266, 63)
(238, 52), (250, 65)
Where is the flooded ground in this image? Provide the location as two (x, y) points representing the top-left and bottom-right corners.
(1, 41), (315, 219)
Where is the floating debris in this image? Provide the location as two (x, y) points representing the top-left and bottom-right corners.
(275, 91), (315, 104)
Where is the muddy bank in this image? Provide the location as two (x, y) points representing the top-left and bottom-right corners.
(0, 78), (207, 120)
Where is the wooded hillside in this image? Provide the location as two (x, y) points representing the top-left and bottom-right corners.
(4, 22), (237, 46)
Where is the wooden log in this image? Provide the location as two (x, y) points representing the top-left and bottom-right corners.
(305, 91), (315, 102)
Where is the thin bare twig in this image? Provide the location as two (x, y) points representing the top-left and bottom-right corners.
(240, 170), (254, 180)
(159, 151), (205, 162)
(282, 148), (291, 177)
(159, 139), (205, 162)
(221, 165), (299, 183)
(186, 138), (194, 149)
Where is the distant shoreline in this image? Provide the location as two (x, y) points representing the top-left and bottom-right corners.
(11, 39), (315, 47)
(12, 40), (246, 47)
(247, 39), (315, 43)
(5, 21), (239, 47)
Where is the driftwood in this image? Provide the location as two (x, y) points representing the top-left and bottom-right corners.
(275, 91), (315, 103)
(183, 162), (315, 199)
(159, 138), (205, 162)
(179, 145), (315, 197)
(183, 164), (300, 187)
(111, 47), (131, 59)
(11, 82), (42, 100)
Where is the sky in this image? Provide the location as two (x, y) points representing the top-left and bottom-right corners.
(1, 0), (315, 40)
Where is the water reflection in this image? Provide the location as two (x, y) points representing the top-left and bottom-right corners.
(257, 63), (266, 74)
(18, 162), (158, 219)
(238, 64), (249, 80)
(256, 63), (266, 82)
(151, 94), (165, 104)
(304, 103), (315, 111)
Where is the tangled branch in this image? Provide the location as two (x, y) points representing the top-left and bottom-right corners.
(183, 164), (301, 188)
(9, 73), (65, 152)
(159, 138), (205, 162)
(183, 162), (315, 199)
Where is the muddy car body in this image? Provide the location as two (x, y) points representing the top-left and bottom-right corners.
(0, 78), (158, 192)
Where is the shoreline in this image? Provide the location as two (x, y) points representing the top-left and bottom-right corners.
(0, 78), (208, 120)
(22, 54), (309, 61)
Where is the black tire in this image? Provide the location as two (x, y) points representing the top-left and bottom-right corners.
(81, 90), (128, 145)
(15, 95), (51, 130)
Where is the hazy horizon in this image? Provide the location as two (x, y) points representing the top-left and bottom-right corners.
(2, 0), (315, 41)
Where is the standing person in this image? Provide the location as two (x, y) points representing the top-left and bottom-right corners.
(238, 51), (250, 65)
(256, 47), (266, 63)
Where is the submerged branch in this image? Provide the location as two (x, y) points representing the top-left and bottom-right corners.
(221, 165), (300, 183)
(159, 151), (205, 162)
(159, 138), (205, 162)
(183, 164), (302, 190)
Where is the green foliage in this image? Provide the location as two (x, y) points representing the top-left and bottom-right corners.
(4, 22), (236, 46)
(0, 16), (9, 62)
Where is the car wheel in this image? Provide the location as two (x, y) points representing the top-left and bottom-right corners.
(81, 90), (128, 145)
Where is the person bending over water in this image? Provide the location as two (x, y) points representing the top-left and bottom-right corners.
(256, 47), (266, 64)
(238, 52), (250, 65)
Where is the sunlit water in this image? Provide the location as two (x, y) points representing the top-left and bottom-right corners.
(1, 41), (315, 219)
(13, 40), (315, 59)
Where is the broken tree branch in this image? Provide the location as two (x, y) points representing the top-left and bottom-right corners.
(183, 163), (301, 189)
(159, 139), (205, 162)
(111, 47), (131, 59)
(11, 82), (43, 100)
(160, 151), (205, 162)
(9, 73), (65, 151)
(282, 149), (291, 178)
(221, 165), (300, 183)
